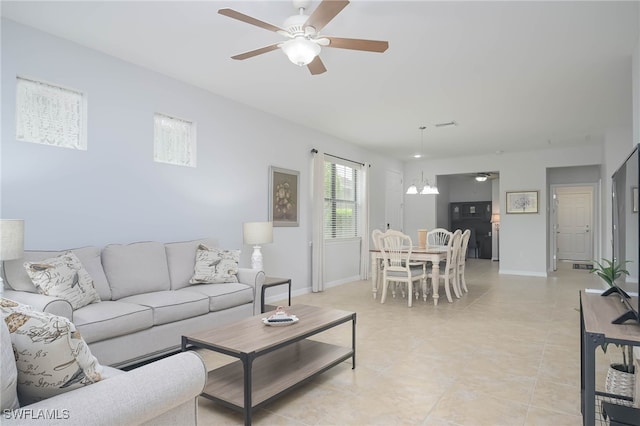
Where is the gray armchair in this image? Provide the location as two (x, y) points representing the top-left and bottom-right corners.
(2, 349), (207, 426)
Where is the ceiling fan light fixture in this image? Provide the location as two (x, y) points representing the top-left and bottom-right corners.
(281, 37), (320, 66)
(475, 175), (488, 182)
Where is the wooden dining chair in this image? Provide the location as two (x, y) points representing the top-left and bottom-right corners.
(427, 229), (462, 303)
(427, 228), (452, 248)
(456, 229), (472, 294)
(379, 229), (426, 307)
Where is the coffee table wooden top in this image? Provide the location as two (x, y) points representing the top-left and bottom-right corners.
(183, 304), (354, 355)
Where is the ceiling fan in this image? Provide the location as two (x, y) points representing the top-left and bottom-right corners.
(218, 0), (389, 75)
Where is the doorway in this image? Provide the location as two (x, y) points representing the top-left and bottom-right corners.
(550, 184), (598, 271)
(385, 170), (403, 231)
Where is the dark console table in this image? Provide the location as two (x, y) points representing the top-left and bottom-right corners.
(449, 201), (492, 258)
(580, 291), (640, 426)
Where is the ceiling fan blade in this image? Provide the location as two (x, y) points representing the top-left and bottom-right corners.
(231, 44), (281, 60)
(325, 36), (389, 52)
(304, 0), (349, 32)
(307, 56), (327, 75)
(218, 8), (286, 33)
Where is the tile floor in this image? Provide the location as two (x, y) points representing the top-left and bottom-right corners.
(197, 259), (619, 425)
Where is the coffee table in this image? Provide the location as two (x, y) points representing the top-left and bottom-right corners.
(182, 304), (356, 425)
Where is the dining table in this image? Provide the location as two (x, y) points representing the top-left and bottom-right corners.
(370, 246), (449, 306)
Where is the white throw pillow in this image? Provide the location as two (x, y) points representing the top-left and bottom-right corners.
(0, 298), (103, 405)
(189, 244), (240, 284)
(24, 252), (100, 310)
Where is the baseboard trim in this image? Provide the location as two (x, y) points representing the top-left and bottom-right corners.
(499, 269), (548, 278)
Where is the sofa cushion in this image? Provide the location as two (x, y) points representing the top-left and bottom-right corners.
(102, 242), (171, 300)
(165, 238), (218, 290)
(1, 319), (19, 411)
(2, 247), (109, 298)
(0, 298), (103, 405)
(72, 246), (112, 300)
(24, 252), (101, 310)
(189, 245), (240, 284)
(72, 301), (154, 344)
(119, 291), (209, 325)
(180, 283), (253, 312)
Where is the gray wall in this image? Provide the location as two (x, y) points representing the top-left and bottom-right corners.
(0, 19), (403, 295)
(404, 144), (622, 276)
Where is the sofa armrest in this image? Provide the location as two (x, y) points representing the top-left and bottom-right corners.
(2, 351), (207, 426)
(1, 290), (73, 320)
(237, 268), (265, 290)
(237, 268), (265, 315)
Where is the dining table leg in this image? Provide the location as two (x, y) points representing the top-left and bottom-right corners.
(371, 252), (378, 299)
(431, 261), (441, 306)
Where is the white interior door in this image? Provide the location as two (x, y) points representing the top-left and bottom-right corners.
(385, 170), (403, 231)
(555, 186), (593, 261)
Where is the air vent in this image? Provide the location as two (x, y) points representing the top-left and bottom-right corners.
(434, 121), (457, 128)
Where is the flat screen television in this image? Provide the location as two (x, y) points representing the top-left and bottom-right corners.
(610, 143), (640, 324)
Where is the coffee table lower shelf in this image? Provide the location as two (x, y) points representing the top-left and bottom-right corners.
(201, 339), (353, 410)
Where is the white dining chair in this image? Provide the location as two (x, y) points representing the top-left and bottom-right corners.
(379, 229), (426, 307)
(427, 229), (462, 303)
(427, 228), (452, 249)
(456, 229), (472, 294)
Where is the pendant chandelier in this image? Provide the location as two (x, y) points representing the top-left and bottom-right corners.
(406, 126), (439, 195)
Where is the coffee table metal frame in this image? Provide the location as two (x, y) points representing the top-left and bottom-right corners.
(181, 304), (356, 425)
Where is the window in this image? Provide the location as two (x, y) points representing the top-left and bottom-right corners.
(153, 113), (196, 167)
(16, 77), (87, 150)
(324, 159), (361, 239)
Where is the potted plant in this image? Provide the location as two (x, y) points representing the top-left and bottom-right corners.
(591, 258), (635, 399)
(591, 258), (630, 289)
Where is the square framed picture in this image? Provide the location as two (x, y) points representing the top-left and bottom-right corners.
(506, 190), (539, 214)
(269, 166), (300, 227)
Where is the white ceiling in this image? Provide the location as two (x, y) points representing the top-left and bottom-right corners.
(2, 1), (638, 160)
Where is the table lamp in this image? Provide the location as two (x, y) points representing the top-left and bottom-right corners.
(0, 219), (25, 295)
(491, 214), (500, 261)
(243, 221), (273, 271)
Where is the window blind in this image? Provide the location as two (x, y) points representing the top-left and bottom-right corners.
(16, 76), (87, 150)
(153, 113), (196, 167)
(323, 158), (361, 239)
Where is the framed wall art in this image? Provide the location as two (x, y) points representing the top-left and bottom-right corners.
(633, 186), (638, 213)
(269, 166), (300, 227)
(506, 190), (539, 214)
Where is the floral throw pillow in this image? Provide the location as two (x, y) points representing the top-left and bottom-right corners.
(189, 244), (240, 284)
(0, 298), (103, 405)
(24, 252), (101, 310)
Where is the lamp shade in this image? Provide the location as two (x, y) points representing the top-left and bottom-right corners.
(281, 38), (320, 66)
(243, 222), (273, 245)
(491, 214), (501, 223)
(0, 219), (24, 260)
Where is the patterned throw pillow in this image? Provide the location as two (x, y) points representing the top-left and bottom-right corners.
(24, 252), (100, 310)
(189, 244), (240, 284)
(0, 298), (103, 405)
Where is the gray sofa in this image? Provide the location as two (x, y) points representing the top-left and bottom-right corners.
(2, 238), (265, 367)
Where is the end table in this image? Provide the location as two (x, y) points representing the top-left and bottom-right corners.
(261, 277), (292, 313)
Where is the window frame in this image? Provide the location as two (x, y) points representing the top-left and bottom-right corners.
(15, 76), (87, 150)
(153, 112), (197, 167)
(323, 158), (361, 240)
